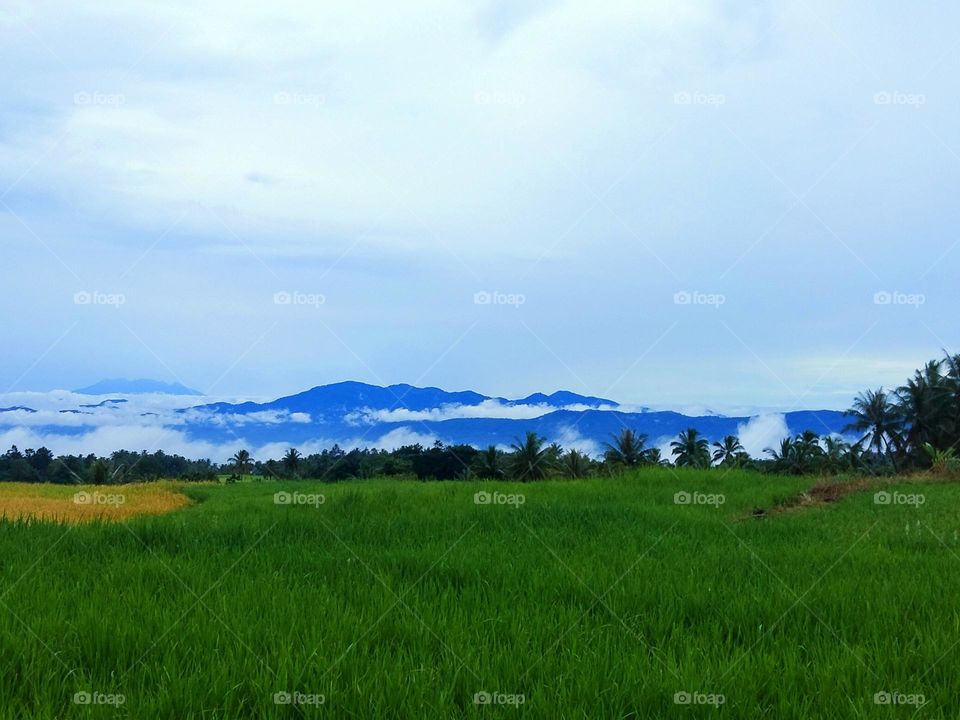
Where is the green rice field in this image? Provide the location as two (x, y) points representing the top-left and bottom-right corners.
(0, 470), (957, 718)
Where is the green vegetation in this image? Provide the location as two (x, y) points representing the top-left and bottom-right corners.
(0, 470), (958, 717)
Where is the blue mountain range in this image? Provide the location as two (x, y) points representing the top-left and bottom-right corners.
(0, 381), (850, 456)
(178, 381), (847, 450)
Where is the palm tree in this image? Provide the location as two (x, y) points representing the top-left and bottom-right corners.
(897, 361), (952, 462)
(764, 432), (824, 474)
(764, 437), (795, 471)
(712, 435), (745, 467)
(671, 428), (711, 468)
(943, 351), (960, 445)
(282, 448), (302, 477)
(604, 429), (649, 467)
(561, 450), (592, 478)
(844, 388), (903, 468)
(793, 431), (825, 473)
(476, 445), (504, 479)
(822, 436), (850, 473)
(230, 449), (254, 477)
(646, 448), (666, 466)
(509, 432), (551, 481)
(546, 442), (564, 467)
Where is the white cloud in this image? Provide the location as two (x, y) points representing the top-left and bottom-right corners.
(0, 0), (764, 256)
(551, 425), (602, 458)
(0, 424), (227, 461)
(366, 427), (438, 451)
(736, 413), (790, 458)
(655, 434), (679, 464)
(347, 400), (616, 424)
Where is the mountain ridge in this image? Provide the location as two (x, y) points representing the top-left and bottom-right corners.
(177, 381), (847, 451)
(74, 379), (202, 396)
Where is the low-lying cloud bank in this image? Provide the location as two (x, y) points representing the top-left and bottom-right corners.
(345, 400), (617, 425)
(0, 423), (440, 464)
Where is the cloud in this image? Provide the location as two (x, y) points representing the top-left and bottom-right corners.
(366, 427), (438, 451)
(655, 434), (678, 464)
(736, 413), (790, 458)
(550, 425), (602, 458)
(346, 400), (616, 424)
(0, 425), (227, 461)
(0, 0), (771, 255)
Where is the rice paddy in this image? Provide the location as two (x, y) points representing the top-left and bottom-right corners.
(0, 482), (191, 523)
(0, 470), (957, 718)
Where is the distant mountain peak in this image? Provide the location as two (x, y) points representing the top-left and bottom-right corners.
(73, 379), (203, 396)
(512, 390), (617, 408)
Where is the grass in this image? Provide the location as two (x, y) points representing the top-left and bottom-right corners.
(0, 469), (958, 717)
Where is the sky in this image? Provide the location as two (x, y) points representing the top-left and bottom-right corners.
(1, 0), (958, 413)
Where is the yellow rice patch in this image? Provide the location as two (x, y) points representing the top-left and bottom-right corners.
(0, 482), (192, 523)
